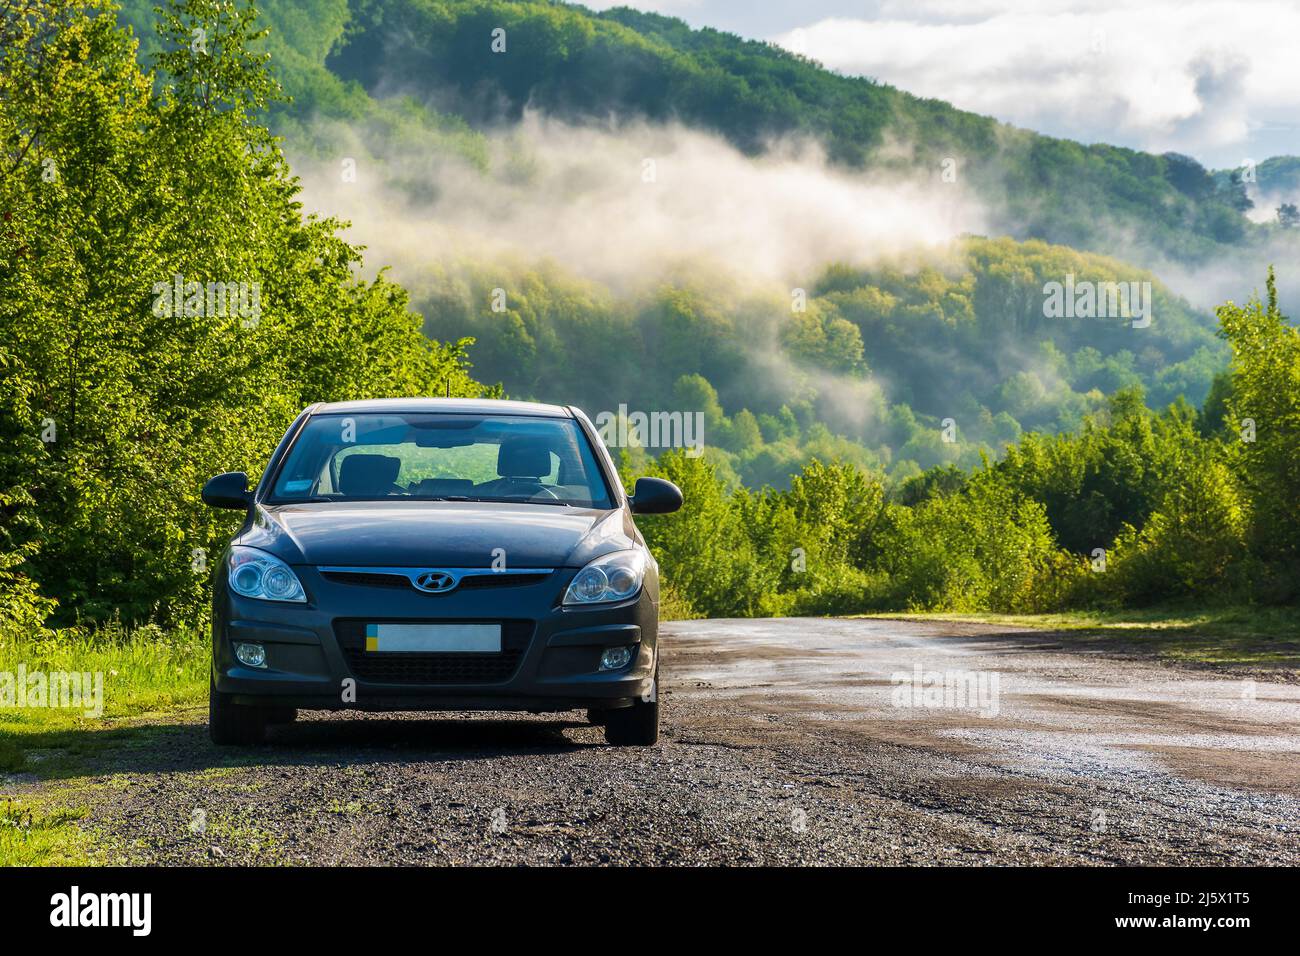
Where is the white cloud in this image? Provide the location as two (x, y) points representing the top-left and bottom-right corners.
(774, 1), (1300, 167)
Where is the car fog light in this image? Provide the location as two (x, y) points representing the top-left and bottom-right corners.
(234, 642), (267, 668)
(599, 646), (634, 671)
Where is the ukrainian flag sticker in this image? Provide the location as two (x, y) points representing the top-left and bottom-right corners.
(365, 623), (379, 652)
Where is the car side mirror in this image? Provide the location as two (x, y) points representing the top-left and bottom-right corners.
(202, 472), (251, 510)
(629, 477), (683, 515)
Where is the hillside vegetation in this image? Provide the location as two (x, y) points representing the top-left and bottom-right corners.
(426, 237), (1222, 488)
(3, 0), (1297, 639)
(106, 0), (1288, 487)
(631, 276), (1299, 617)
(144, 0), (1262, 262)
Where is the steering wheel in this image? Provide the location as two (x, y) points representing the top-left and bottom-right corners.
(504, 477), (560, 500)
(477, 476), (562, 500)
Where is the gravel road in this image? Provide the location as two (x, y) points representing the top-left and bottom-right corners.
(31, 617), (1300, 865)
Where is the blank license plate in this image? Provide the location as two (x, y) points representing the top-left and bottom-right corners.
(364, 623), (501, 653)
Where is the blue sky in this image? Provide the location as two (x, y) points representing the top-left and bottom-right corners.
(584, 0), (1299, 170)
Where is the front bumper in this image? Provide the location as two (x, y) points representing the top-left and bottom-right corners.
(212, 567), (657, 712)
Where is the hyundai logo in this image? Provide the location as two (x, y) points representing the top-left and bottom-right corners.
(413, 570), (457, 593)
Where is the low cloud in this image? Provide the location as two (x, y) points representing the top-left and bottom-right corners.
(292, 114), (986, 293)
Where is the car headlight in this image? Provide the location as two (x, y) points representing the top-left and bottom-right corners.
(563, 549), (648, 606)
(227, 546), (306, 603)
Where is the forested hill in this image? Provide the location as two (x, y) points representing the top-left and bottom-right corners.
(104, 0), (1291, 491)
(7, 0), (1297, 631)
(118, 0), (1274, 266)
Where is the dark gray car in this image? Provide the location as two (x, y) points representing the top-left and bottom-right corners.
(201, 398), (683, 746)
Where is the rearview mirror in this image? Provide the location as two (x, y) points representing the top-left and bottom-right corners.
(629, 477), (683, 515)
(202, 472), (251, 510)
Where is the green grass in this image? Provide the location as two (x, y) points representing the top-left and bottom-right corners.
(0, 797), (91, 865)
(1, 621), (207, 772)
(860, 605), (1300, 669)
(1, 619), (207, 732)
(1, 621), (208, 864)
(2, 621), (208, 711)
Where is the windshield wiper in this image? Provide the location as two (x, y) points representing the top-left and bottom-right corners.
(417, 494), (573, 507)
(281, 494), (577, 506)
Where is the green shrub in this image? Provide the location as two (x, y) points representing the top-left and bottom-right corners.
(786, 565), (890, 617)
(879, 478), (1061, 612)
(1106, 455), (1251, 603)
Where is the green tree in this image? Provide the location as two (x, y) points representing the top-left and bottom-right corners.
(1217, 268), (1300, 572)
(631, 450), (761, 617)
(0, 0), (483, 627)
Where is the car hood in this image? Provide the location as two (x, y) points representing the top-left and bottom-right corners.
(237, 501), (637, 568)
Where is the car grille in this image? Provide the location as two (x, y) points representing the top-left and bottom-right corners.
(321, 570), (551, 591)
(321, 571), (411, 589)
(456, 572), (551, 589)
(333, 619), (533, 685)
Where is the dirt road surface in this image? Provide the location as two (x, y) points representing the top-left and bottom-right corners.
(20, 618), (1300, 865)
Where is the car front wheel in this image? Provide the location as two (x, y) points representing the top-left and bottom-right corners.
(604, 668), (659, 746)
(208, 674), (269, 745)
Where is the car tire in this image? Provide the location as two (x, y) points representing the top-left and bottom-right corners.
(266, 707), (298, 725)
(604, 668), (659, 747)
(209, 674), (268, 745)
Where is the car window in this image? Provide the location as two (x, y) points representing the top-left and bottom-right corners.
(270, 413), (613, 508)
(330, 442), (560, 487)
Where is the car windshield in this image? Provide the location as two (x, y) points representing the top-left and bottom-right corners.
(268, 413), (614, 508)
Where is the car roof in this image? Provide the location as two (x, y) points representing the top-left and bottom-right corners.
(309, 398), (574, 418)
